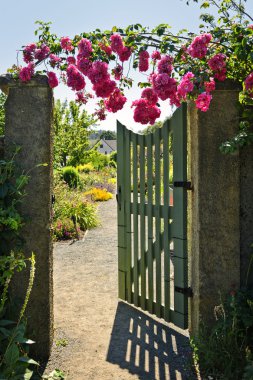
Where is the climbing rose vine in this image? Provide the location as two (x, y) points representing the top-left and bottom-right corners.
(8, 0), (253, 135)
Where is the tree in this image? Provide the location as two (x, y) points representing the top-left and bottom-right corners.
(141, 121), (163, 135)
(0, 92), (6, 136)
(53, 99), (95, 167)
(99, 130), (116, 140)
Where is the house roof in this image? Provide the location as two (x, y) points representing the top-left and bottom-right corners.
(104, 139), (117, 151)
(89, 138), (117, 151)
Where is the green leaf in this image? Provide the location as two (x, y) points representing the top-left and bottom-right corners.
(0, 327), (12, 337)
(23, 370), (34, 380)
(200, 1), (210, 8)
(4, 343), (20, 366)
(0, 320), (16, 327)
(19, 356), (39, 365)
(242, 37), (248, 48)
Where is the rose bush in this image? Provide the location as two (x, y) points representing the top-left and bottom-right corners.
(7, 0), (253, 148)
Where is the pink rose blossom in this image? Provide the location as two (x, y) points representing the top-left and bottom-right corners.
(151, 50), (161, 61)
(187, 33), (212, 59)
(132, 98), (161, 125)
(75, 91), (88, 104)
(60, 37), (74, 52)
(152, 73), (177, 101)
(77, 57), (92, 76)
(94, 107), (107, 120)
(157, 55), (173, 75)
(139, 50), (149, 72)
(66, 56), (76, 65)
(66, 64), (86, 91)
(49, 54), (62, 67)
(119, 46), (132, 62)
(23, 43), (37, 63)
(141, 88), (158, 105)
(214, 68), (227, 81)
(105, 88), (127, 112)
(208, 53), (226, 71)
(177, 72), (195, 99)
(112, 64), (123, 80)
(195, 92), (212, 112)
(47, 71), (59, 88)
(245, 72), (253, 96)
(169, 92), (181, 108)
(19, 63), (35, 82)
(93, 79), (116, 98)
(88, 61), (109, 84)
(78, 38), (93, 58)
(204, 78), (216, 92)
(34, 44), (50, 61)
(110, 34), (124, 54)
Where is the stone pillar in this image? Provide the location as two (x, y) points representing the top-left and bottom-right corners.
(188, 80), (242, 334)
(0, 75), (54, 359)
(240, 137), (253, 291)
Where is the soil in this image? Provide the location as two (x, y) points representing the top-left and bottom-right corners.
(40, 196), (198, 380)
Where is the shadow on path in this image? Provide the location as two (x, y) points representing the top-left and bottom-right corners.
(107, 301), (197, 380)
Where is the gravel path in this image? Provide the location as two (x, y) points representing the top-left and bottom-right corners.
(43, 197), (197, 380)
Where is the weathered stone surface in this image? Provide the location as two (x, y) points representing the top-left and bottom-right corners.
(188, 81), (241, 334)
(240, 137), (253, 291)
(2, 75), (54, 359)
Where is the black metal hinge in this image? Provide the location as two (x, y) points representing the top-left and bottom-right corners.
(174, 181), (193, 190)
(175, 286), (193, 297)
(116, 185), (121, 210)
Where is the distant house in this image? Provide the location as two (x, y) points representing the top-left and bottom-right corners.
(89, 138), (117, 155)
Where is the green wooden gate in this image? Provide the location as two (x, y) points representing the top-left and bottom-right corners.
(117, 104), (189, 329)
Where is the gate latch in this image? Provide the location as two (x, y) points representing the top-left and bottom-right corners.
(175, 286), (193, 297)
(174, 181), (193, 190)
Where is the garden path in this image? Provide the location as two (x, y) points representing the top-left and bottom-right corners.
(43, 196), (197, 380)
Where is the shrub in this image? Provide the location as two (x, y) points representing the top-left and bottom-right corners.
(84, 188), (113, 202)
(62, 166), (80, 188)
(76, 163), (94, 173)
(108, 177), (116, 185)
(52, 217), (78, 240)
(191, 288), (253, 380)
(81, 150), (109, 170)
(52, 179), (99, 240)
(109, 159), (116, 168)
(72, 202), (98, 230)
(109, 151), (117, 163)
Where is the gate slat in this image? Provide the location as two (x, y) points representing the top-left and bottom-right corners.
(172, 104), (188, 329)
(154, 128), (162, 318)
(132, 133), (139, 307)
(139, 134), (146, 309)
(162, 121), (171, 322)
(125, 129), (132, 303)
(117, 121), (126, 300)
(147, 133), (154, 314)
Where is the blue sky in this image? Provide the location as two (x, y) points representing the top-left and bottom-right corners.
(1, 0), (253, 131)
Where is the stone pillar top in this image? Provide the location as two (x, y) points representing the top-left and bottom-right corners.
(0, 74), (49, 94)
(215, 79), (241, 91)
